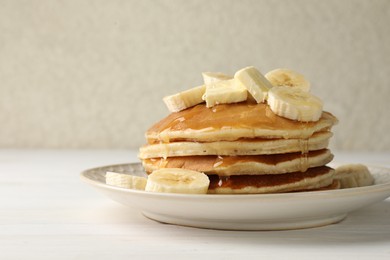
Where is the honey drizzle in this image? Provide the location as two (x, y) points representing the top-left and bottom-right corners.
(143, 150), (329, 172)
(298, 138), (309, 172)
(147, 102), (323, 141)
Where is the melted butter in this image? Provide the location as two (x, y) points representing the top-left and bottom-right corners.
(147, 102), (323, 139)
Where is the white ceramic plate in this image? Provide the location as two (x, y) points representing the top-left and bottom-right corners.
(80, 163), (390, 230)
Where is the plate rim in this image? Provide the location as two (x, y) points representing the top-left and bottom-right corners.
(80, 162), (390, 200)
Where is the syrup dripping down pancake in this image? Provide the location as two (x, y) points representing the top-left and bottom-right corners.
(146, 102), (338, 143)
(139, 131), (332, 159)
(142, 149), (333, 176)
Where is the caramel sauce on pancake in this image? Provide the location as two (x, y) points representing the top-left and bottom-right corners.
(147, 102), (335, 144)
(208, 166), (332, 190)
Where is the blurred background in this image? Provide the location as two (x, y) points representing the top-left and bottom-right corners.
(0, 0), (389, 151)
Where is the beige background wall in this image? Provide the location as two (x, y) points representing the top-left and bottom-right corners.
(0, 0), (389, 151)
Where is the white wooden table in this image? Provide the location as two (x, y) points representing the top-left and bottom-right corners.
(1, 150), (390, 259)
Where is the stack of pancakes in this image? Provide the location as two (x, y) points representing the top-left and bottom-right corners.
(139, 100), (338, 194)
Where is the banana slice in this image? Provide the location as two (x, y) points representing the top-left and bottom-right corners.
(145, 168), (210, 194)
(202, 79), (247, 108)
(202, 72), (233, 85)
(163, 85), (206, 112)
(106, 172), (147, 190)
(234, 66), (273, 103)
(265, 68), (310, 92)
(267, 86), (323, 122)
(334, 164), (374, 188)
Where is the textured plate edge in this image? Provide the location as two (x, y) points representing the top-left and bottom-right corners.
(80, 162), (390, 200)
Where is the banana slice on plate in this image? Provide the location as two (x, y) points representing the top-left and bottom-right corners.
(234, 66), (273, 103)
(202, 72), (233, 85)
(202, 79), (247, 108)
(163, 85), (206, 112)
(106, 172), (147, 190)
(145, 168), (210, 194)
(267, 86), (323, 122)
(265, 68), (310, 92)
(335, 164), (374, 188)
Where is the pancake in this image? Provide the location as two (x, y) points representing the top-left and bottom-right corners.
(139, 90), (338, 194)
(139, 131), (332, 159)
(142, 149), (333, 176)
(207, 166), (335, 194)
(146, 102), (338, 143)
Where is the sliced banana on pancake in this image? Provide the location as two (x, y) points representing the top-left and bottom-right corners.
(234, 66), (273, 103)
(163, 85), (206, 112)
(265, 68), (310, 92)
(202, 72), (232, 85)
(267, 86), (323, 122)
(145, 168), (210, 194)
(106, 172), (147, 190)
(202, 79), (247, 108)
